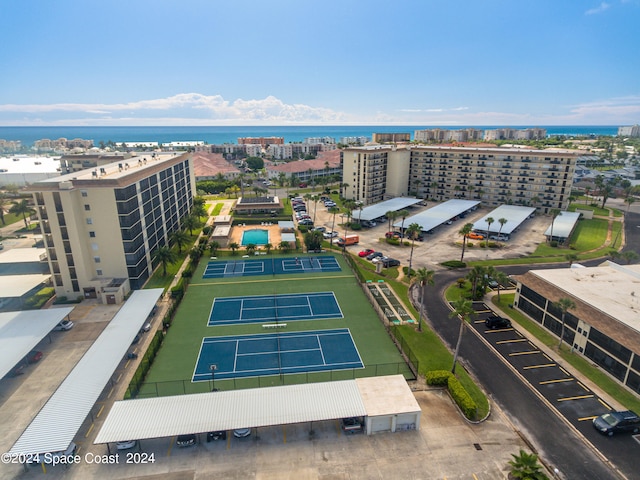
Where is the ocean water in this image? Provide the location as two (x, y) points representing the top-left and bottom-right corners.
(0, 125), (619, 147)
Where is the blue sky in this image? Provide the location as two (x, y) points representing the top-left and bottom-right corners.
(1, 0), (639, 126)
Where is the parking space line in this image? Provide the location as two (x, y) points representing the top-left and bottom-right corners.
(475, 309), (492, 313)
(523, 363), (556, 370)
(559, 366), (571, 376)
(579, 415), (598, 422)
(283, 426), (287, 443)
(557, 394), (594, 402)
(85, 423), (94, 438)
(542, 353), (553, 362)
(539, 378), (574, 385)
(96, 404), (105, 418)
(485, 328), (513, 333)
(576, 381), (589, 391)
(496, 339), (528, 344)
(598, 398), (612, 410)
(167, 438), (174, 456)
(509, 350), (540, 356)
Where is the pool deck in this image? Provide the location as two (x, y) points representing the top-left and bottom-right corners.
(230, 223), (291, 248)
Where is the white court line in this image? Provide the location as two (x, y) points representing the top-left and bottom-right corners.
(317, 334), (327, 365)
(307, 295), (314, 316)
(233, 340), (239, 373)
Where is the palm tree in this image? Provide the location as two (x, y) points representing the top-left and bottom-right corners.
(328, 206), (340, 246)
(508, 449), (549, 480)
(466, 265), (487, 300)
(264, 242), (272, 254)
(385, 210), (395, 232)
(182, 215), (200, 236)
(487, 267), (509, 302)
(548, 208), (561, 244)
(584, 186), (591, 204)
(229, 242), (239, 255)
(339, 182), (349, 198)
(153, 246), (177, 276)
(169, 230), (190, 253)
(9, 199), (33, 229)
(625, 196), (635, 213)
(245, 243), (257, 255)
(406, 222), (422, 274)
(485, 216), (494, 247)
(279, 241), (291, 253)
(414, 267), (434, 332)
(467, 185), (475, 200)
(497, 217), (508, 239)
(208, 240), (220, 257)
(429, 181), (438, 199)
(459, 223), (473, 262)
(192, 202), (208, 219)
(555, 297), (576, 348)
(397, 209), (409, 240)
(450, 298), (474, 374)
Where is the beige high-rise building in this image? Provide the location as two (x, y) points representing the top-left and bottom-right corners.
(341, 145), (578, 213)
(29, 152), (195, 301)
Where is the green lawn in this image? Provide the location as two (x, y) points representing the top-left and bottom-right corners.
(140, 253), (410, 396)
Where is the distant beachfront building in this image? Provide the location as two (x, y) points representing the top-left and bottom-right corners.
(238, 137), (284, 147)
(0, 139), (22, 153)
(371, 132), (411, 143)
(303, 137), (335, 145)
(161, 141), (204, 149)
(484, 128), (546, 141)
(118, 142), (159, 149)
(34, 137), (94, 151)
(414, 128), (484, 143)
(342, 144), (577, 212)
(618, 125), (640, 137)
(339, 136), (369, 145)
(28, 152), (195, 298)
(266, 150), (341, 182)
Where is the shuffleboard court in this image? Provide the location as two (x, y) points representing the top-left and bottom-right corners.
(192, 328), (363, 381)
(208, 292), (342, 326)
(203, 255), (341, 278)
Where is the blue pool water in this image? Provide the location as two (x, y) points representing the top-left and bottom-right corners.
(241, 229), (269, 246)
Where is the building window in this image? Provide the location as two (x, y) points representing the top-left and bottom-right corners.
(84, 204), (91, 211)
(81, 190), (88, 197)
(86, 218), (93, 225)
(94, 256), (101, 263)
(96, 269), (103, 276)
(89, 231), (96, 238)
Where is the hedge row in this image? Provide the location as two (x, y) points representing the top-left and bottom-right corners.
(425, 370), (478, 420)
(24, 286), (55, 309)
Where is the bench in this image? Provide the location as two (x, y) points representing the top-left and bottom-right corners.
(262, 323), (287, 329)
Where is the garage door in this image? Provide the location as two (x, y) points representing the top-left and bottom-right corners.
(396, 413), (418, 431)
(370, 415), (393, 434)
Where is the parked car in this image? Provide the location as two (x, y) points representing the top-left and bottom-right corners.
(366, 251), (384, 261)
(485, 316), (512, 329)
(233, 428), (251, 438)
(468, 232), (484, 240)
(381, 258), (400, 267)
(490, 234), (509, 241)
(358, 249), (375, 257)
(340, 417), (363, 434)
(176, 434), (197, 447)
(385, 231), (402, 239)
(298, 183), (308, 188)
(26, 350), (43, 364)
(6, 364), (25, 377)
(593, 411), (640, 436)
(299, 219), (314, 226)
(116, 440), (137, 450)
(323, 231), (338, 239)
(361, 220), (377, 228)
(313, 226), (326, 233)
(54, 319), (74, 331)
(206, 431), (227, 442)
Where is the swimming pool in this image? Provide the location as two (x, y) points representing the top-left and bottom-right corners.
(241, 228), (269, 246)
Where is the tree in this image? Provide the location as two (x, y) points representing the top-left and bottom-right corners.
(548, 208), (561, 244)
(565, 253), (578, 266)
(406, 222), (422, 275)
(459, 223), (473, 262)
(497, 217), (508, 239)
(622, 250), (639, 264)
(414, 267), (434, 332)
(397, 209), (410, 240)
(229, 242), (239, 255)
(279, 241), (291, 253)
(9, 199), (33, 229)
(328, 206), (340, 246)
(189, 246), (202, 262)
(0, 191), (8, 225)
(466, 265), (487, 300)
(304, 230), (323, 252)
(169, 230), (190, 253)
(555, 297), (576, 348)
(485, 216), (494, 247)
(153, 246), (177, 276)
(487, 267), (509, 302)
(182, 215), (200, 236)
(450, 298), (474, 374)
(625, 196), (636, 213)
(508, 449), (549, 480)
(245, 243), (257, 255)
(340, 182), (349, 197)
(208, 240), (220, 257)
(245, 156), (264, 171)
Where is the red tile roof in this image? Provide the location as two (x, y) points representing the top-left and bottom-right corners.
(192, 152), (241, 178)
(267, 150), (340, 174)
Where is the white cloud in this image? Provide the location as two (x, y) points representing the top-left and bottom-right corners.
(585, 2), (611, 14)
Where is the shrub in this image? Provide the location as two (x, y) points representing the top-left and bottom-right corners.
(466, 241), (474, 248)
(441, 260), (466, 269)
(403, 241), (411, 247)
(402, 266), (416, 276)
(298, 225), (309, 233)
(350, 222), (362, 231)
(456, 278), (466, 288)
(425, 370), (452, 386)
(386, 237), (400, 246)
(550, 240), (558, 247)
(447, 375), (477, 419)
(202, 225), (212, 235)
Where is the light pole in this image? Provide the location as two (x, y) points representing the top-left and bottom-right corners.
(210, 364), (218, 392)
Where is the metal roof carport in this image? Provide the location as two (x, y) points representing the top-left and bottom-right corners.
(94, 375), (419, 445)
(544, 211), (581, 242)
(393, 199), (480, 233)
(0, 307), (73, 380)
(8, 288), (163, 457)
(356, 197), (423, 222)
(472, 205), (536, 236)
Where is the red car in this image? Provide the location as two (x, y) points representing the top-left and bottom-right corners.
(358, 249), (375, 257)
(27, 350), (43, 364)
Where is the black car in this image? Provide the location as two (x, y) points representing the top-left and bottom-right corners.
(206, 431), (227, 442)
(593, 410), (640, 436)
(485, 316), (512, 329)
(176, 434), (197, 447)
(366, 251), (384, 261)
(341, 417), (363, 434)
(381, 258), (400, 267)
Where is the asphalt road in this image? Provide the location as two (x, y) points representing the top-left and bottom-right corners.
(418, 211), (640, 480)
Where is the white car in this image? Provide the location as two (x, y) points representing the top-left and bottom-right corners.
(54, 320), (74, 331)
(233, 428), (251, 438)
(116, 440), (137, 450)
(323, 231), (339, 239)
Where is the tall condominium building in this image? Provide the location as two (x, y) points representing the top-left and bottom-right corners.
(618, 125), (640, 137)
(29, 152), (195, 300)
(341, 145), (578, 212)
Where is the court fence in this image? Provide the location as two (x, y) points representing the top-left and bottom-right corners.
(130, 362), (414, 399)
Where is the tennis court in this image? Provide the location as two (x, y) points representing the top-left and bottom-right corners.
(202, 255), (341, 278)
(208, 292), (343, 326)
(192, 328), (363, 381)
